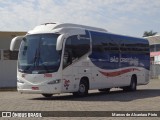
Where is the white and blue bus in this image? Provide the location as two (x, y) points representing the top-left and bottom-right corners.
(10, 23), (150, 97)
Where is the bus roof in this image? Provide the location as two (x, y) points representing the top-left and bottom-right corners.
(28, 22), (107, 34)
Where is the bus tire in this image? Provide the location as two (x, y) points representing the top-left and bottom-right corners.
(42, 94), (53, 98)
(129, 75), (137, 91)
(73, 79), (88, 97)
(123, 75), (137, 91)
(98, 88), (110, 93)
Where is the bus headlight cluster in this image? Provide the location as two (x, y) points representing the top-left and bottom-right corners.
(47, 79), (61, 84)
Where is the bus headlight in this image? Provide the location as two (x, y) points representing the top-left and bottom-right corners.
(47, 79), (61, 84)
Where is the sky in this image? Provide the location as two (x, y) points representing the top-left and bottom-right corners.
(0, 0), (160, 37)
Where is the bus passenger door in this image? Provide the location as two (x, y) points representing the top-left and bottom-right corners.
(62, 41), (75, 92)
(62, 32), (91, 92)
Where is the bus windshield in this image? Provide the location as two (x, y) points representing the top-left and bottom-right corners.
(18, 33), (61, 74)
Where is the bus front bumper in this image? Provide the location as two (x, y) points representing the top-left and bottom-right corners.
(17, 83), (61, 94)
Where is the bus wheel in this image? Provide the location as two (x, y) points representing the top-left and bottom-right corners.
(123, 75), (137, 91)
(73, 79), (88, 97)
(98, 88), (110, 93)
(42, 94), (53, 98)
(129, 76), (137, 91)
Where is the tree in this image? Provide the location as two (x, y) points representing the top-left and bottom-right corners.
(143, 30), (157, 37)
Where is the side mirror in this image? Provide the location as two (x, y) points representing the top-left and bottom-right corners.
(56, 34), (67, 51)
(10, 36), (24, 51)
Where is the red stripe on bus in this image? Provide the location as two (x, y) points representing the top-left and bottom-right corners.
(99, 68), (140, 77)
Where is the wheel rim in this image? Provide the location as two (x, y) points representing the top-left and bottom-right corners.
(79, 84), (85, 93)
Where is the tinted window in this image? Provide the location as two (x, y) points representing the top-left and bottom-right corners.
(63, 35), (90, 68)
(3, 50), (18, 60)
(156, 44), (160, 51)
(150, 44), (160, 52)
(91, 32), (119, 53)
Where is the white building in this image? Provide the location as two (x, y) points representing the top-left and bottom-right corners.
(0, 31), (26, 88)
(147, 35), (160, 64)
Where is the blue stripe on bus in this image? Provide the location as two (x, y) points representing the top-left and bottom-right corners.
(88, 31), (150, 70)
(89, 52), (150, 70)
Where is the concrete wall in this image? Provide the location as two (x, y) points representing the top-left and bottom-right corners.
(0, 60), (17, 88)
(0, 31), (26, 88)
(150, 64), (160, 79)
(0, 31), (26, 49)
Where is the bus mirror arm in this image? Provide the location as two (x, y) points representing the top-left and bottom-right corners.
(56, 34), (67, 51)
(10, 36), (24, 51)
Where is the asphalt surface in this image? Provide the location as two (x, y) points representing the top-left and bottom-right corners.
(0, 79), (160, 120)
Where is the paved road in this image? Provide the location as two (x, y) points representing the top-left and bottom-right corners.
(0, 79), (160, 120)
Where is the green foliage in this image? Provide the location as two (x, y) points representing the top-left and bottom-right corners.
(143, 30), (157, 37)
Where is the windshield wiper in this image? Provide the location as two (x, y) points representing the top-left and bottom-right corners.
(33, 49), (50, 73)
(33, 49), (39, 67)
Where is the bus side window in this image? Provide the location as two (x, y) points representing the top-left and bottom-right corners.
(63, 35), (90, 69)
